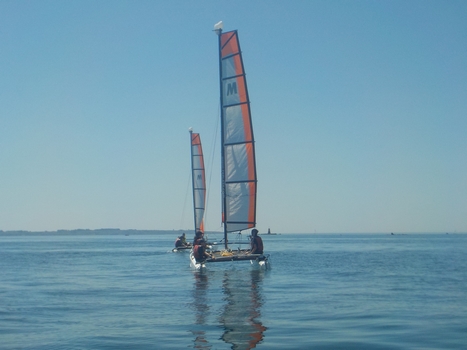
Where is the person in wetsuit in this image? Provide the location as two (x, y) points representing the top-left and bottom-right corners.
(193, 230), (204, 246)
(250, 229), (263, 254)
(175, 233), (190, 248)
(193, 239), (213, 262)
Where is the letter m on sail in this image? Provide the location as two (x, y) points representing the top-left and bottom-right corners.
(226, 82), (237, 96)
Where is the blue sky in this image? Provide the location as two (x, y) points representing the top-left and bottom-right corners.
(1, 0), (466, 233)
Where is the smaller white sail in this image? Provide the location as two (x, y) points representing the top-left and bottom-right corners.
(190, 130), (206, 233)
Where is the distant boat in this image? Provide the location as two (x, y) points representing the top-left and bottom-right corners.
(190, 22), (269, 269)
(189, 129), (206, 236)
(172, 239), (191, 252)
(174, 129), (206, 253)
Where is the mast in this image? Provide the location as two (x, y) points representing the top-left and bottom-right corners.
(215, 22), (228, 249)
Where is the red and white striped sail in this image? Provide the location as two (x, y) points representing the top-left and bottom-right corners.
(190, 130), (206, 233)
(218, 29), (257, 234)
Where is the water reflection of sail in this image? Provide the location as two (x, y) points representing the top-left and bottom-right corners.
(219, 270), (267, 349)
(190, 271), (210, 349)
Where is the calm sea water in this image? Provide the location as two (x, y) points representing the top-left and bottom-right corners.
(1, 232), (466, 349)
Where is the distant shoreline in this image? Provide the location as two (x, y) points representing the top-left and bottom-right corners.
(0, 230), (464, 236)
(0, 229), (184, 236)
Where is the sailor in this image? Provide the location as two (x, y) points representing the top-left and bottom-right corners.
(175, 233), (189, 248)
(193, 230), (204, 246)
(179, 233), (189, 246)
(250, 229), (263, 254)
(193, 239), (213, 262)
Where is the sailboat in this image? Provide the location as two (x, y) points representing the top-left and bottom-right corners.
(190, 21), (269, 268)
(174, 129), (206, 252)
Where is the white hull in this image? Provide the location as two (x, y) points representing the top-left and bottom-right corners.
(172, 246), (192, 252)
(189, 248), (269, 269)
(189, 249), (204, 269)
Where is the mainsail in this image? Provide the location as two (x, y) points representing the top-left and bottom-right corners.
(190, 129), (206, 233)
(216, 24), (257, 248)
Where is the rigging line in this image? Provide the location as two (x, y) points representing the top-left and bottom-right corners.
(179, 169), (192, 230)
(204, 102), (221, 231)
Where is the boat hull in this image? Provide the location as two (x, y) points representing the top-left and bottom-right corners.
(190, 248), (269, 269)
(172, 245), (192, 252)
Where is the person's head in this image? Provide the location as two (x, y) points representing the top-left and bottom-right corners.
(195, 230), (203, 237)
(182, 233), (185, 237)
(252, 229), (258, 236)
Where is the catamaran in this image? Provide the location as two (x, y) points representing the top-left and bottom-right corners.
(190, 22), (269, 268)
(189, 129), (206, 236)
(174, 129), (206, 252)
